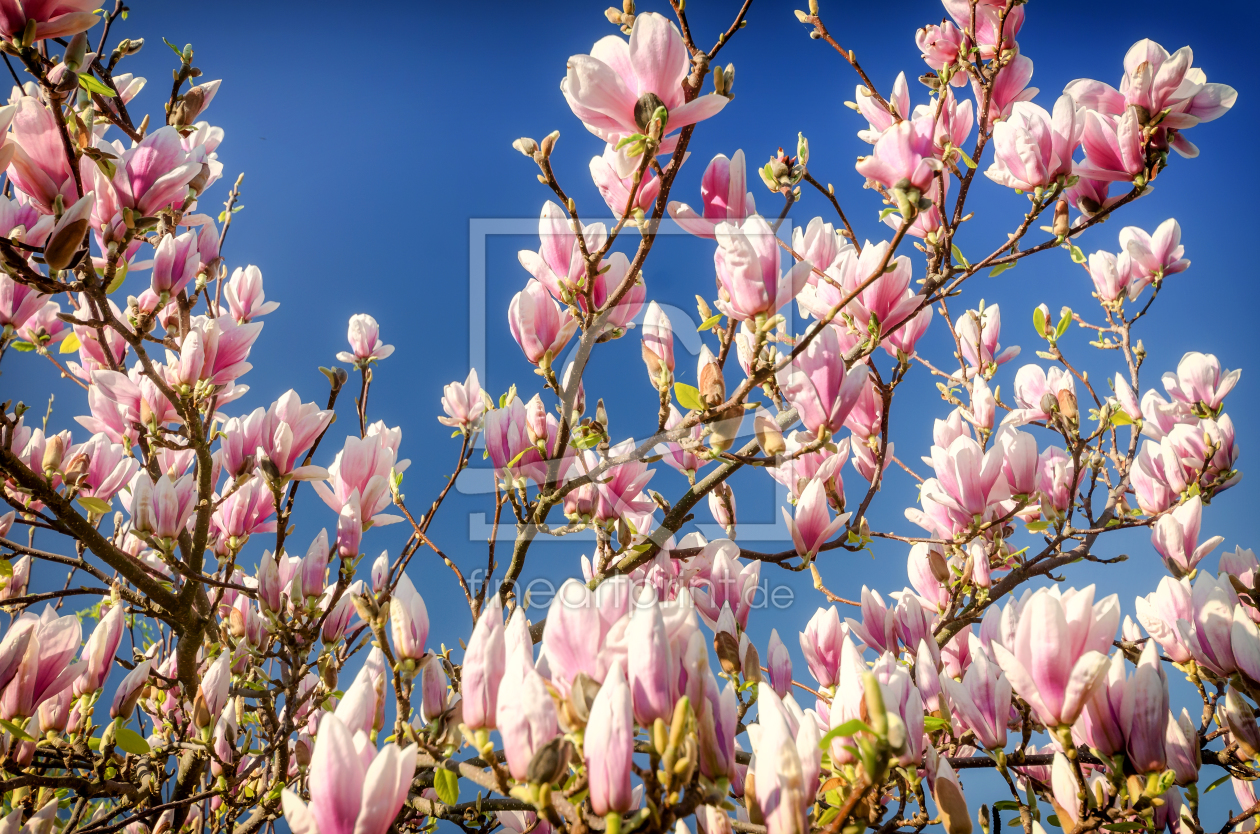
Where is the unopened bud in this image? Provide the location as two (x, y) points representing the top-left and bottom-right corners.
(1056, 388), (1078, 421)
(797, 132), (809, 167)
(697, 346), (724, 409)
(64, 32), (89, 72)
(41, 435), (64, 475)
(539, 130), (560, 159)
(714, 631), (741, 675)
(512, 137), (538, 157)
(927, 548), (951, 584)
(754, 412), (785, 457)
(1052, 199), (1070, 238)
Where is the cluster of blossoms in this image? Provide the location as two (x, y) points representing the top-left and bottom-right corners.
(0, 3), (1252, 834)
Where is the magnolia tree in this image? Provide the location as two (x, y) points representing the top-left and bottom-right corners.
(0, 2), (1249, 834)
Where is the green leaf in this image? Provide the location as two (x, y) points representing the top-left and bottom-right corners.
(1047, 815), (1062, 829)
(1025, 520), (1050, 532)
(434, 768), (459, 806)
(878, 207), (898, 221)
(9, 340), (33, 352)
(1110, 411), (1134, 427)
(60, 332), (82, 354)
(1054, 313), (1071, 340)
(1032, 306), (1047, 337)
(162, 37), (184, 59)
(105, 261), (128, 294)
(114, 727), (150, 755)
(674, 382), (703, 412)
(697, 314), (723, 332)
(1205, 773), (1233, 793)
(818, 719), (873, 748)
(0, 719), (34, 741)
(989, 261), (1014, 277)
(923, 715), (952, 732)
(1102, 824), (1145, 832)
(1068, 244), (1086, 264)
(951, 244), (970, 269)
(956, 148), (977, 169)
(78, 496), (112, 515)
(78, 74), (116, 97)
(992, 801), (1022, 812)
(0, 560), (11, 581)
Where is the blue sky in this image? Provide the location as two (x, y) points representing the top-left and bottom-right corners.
(9, 0), (1260, 821)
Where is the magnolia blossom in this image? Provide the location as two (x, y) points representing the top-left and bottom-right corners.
(508, 279), (577, 365)
(1121, 218), (1189, 297)
(776, 324), (869, 438)
(438, 368), (487, 431)
(985, 96), (1082, 191)
(561, 13), (728, 158)
(713, 215), (812, 321)
(336, 314), (394, 365)
(783, 479), (849, 560)
(668, 150), (756, 239)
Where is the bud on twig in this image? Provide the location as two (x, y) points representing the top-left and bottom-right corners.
(754, 411), (785, 457)
(697, 346), (724, 409)
(512, 137), (538, 157)
(1052, 199), (1070, 238)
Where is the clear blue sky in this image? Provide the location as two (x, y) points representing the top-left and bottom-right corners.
(10, 0), (1260, 821)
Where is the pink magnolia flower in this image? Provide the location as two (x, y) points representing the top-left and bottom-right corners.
(438, 368), (487, 431)
(518, 202), (607, 300)
(973, 52), (1037, 121)
(313, 422), (408, 528)
(508, 279), (577, 366)
(754, 683), (821, 834)
(0, 0), (97, 41)
(223, 265), (279, 323)
(782, 478), (849, 560)
(67, 432), (138, 503)
(389, 573), (429, 661)
(1036, 446), (1085, 518)
(940, 643), (1011, 750)
(1152, 496), (1222, 578)
(336, 314), (394, 365)
(846, 587), (899, 656)
(765, 628), (792, 699)
(799, 606), (849, 688)
(954, 304), (1019, 377)
(914, 88), (974, 158)
(1122, 639), (1171, 773)
(1162, 351), (1238, 415)
(281, 714), (418, 834)
(497, 648), (559, 781)
(590, 143), (661, 219)
(561, 13), (728, 160)
(713, 214), (813, 322)
(1121, 219), (1189, 298)
(692, 540), (760, 630)
(990, 585), (1120, 727)
(922, 433), (1010, 523)
(16, 300), (68, 348)
(0, 273), (47, 331)
(1075, 108), (1145, 183)
(1004, 364), (1075, 426)
(626, 590), (674, 725)
(166, 315), (263, 390)
(944, 0), (1023, 59)
(776, 324), (870, 438)
(640, 300), (674, 386)
(127, 471), (197, 542)
(854, 72), (910, 143)
(668, 150), (756, 239)
(0, 608), (82, 720)
(585, 661), (635, 816)
(89, 126), (202, 219)
(1086, 250), (1132, 304)
(7, 98), (76, 214)
(73, 603), (124, 697)
(150, 229), (200, 297)
(1065, 39), (1236, 157)
(462, 594), (506, 730)
(655, 404), (706, 480)
(769, 432), (847, 505)
(855, 117), (940, 194)
(793, 216), (841, 277)
(110, 658), (151, 720)
(984, 96), (1083, 191)
(916, 22), (965, 78)
(1173, 572), (1250, 679)
(258, 390), (335, 482)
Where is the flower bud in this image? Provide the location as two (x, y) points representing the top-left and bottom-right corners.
(754, 411), (785, 457)
(1055, 388), (1078, 421)
(1052, 199), (1070, 238)
(41, 435), (64, 475)
(513, 137), (538, 156)
(44, 192), (94, 270)
(63, 32), (88, 71)
(698, 345), (725, 409)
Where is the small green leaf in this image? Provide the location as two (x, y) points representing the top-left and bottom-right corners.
(105, 261), (128, 294)
(0, 719), (34, 741)
(78, 74), (115, 97)
(956, 148), (977, 169)
(878, 207), (898, 220)
(1054, 313), (1071, 339)
(1205, 773), (1233, 793)
(1032, 306), (1047, 337)
(923, 715), (952, 732)
(1068, 244), (1086, 264)
(1102, 824), (1145, 832)
(697, 314), (723, 332)
(992, 801), (1022, 812)
(674, 382), (703, 412)
(1026, 520), (1050, 532)
(989, 261), (1014, 277)
(78, 496), (112, 515)
(434, 768), (459, 806)
(818, 719), (873, 748)
(1110, 411), (1134, 427)
(951, 244), (970, 269)
(1047, 815), (1062, 829)
(60, 332), (82, 354)
(9, 340), (33, 352)
(114, 727), (150, 755)
(162, 37), (184, 58)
